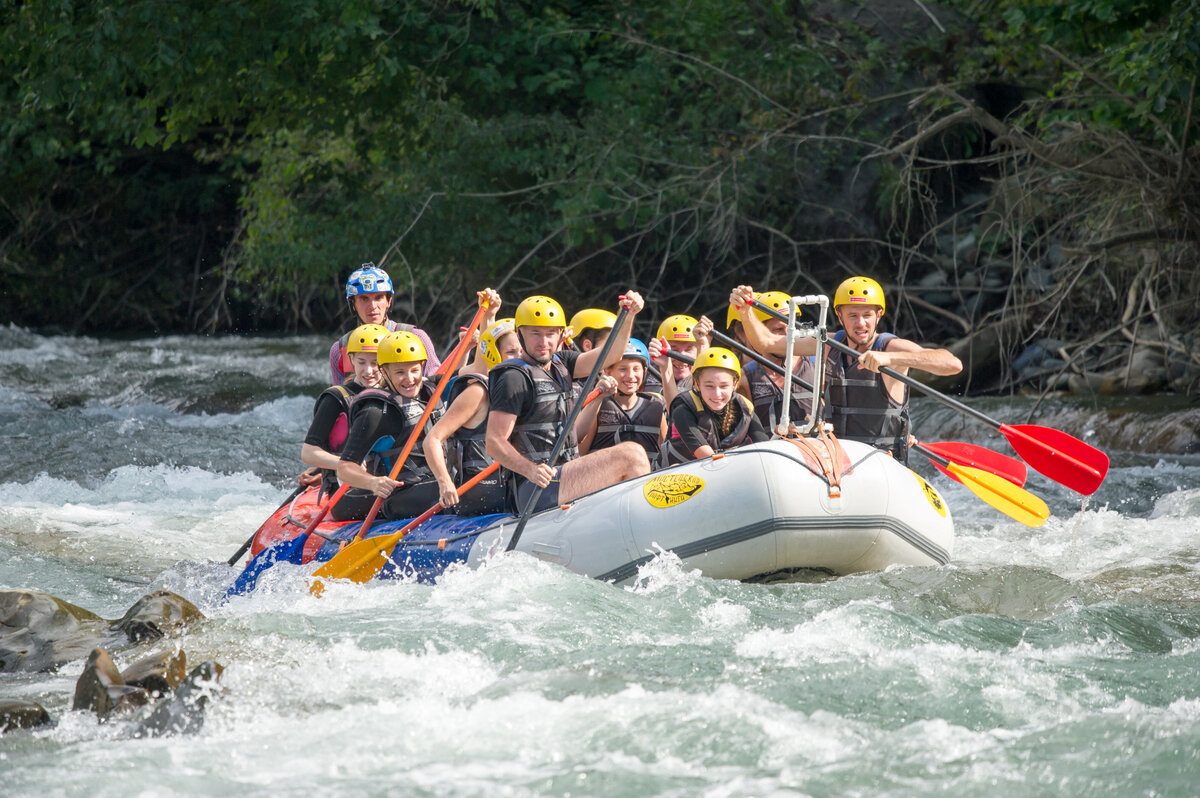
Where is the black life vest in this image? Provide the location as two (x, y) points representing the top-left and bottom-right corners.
(491, 356), (579, 468)
(665, 390), (754, 465)
(351, 381), (445, 482)
(445, 373), (492, 480)
(742, 360), (813, 433)
(592, 393), (664, 461)
(826, 331), (909, 462)
(310, 382), (359, 498)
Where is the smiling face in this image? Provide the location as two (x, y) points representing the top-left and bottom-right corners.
(608, 359), (645, 395)
(349, 351), (382, 388)
(382, 361), (425, 398)
(519, 325), (565, 365)
(353, 292), (392, 325)
(695, 367), (736, 413)
(835, 305), (882, 348)
(669, 339), (699, 380)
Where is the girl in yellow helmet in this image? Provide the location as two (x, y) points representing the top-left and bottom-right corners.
(725, 289), (816, 434)
(299, 323), (388, 496)
(665, 347), (769, 464)
(331, 330), (449, 521)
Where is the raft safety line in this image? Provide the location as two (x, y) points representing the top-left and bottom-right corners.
(593, 514), (951, 584)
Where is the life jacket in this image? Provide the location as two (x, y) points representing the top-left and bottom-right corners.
(350, 381), (445, 482)
(826, 331), (909, 462)
(742, 360), (815, 433)
(665, 390), (754, 465)
(592, 393), (664, 462)
(445, 373), (492, 480)
(330, 320), (414, 384)
(490, 356), (579, 470)
(313, 383), (356, 453)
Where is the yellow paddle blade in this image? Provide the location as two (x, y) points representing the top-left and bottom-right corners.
(308, 532), (402, 595)
(948, 461), (1050, 528)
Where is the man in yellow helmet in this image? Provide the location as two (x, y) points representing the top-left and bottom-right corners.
(486, 292), (651, 513)
(729, 278), (961, 462)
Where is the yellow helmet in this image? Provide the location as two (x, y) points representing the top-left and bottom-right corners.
(725, 290), (793, 328)
(515, 295), (566, 328)
(834, 276), (885, 314)
(479, 318), (517, 369)
(568, 308), (617, 335)
(346, 323), (389, 354)
(377, 330), (428, 366)
(691, 347), (742, 382)
(656, 314), (698, 342)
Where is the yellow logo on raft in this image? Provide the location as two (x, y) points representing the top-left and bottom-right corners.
(915, 474), (947, 517)
(643, 474), (706, 508)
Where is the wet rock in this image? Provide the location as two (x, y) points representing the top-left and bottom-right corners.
(120, 649), (187, 697)
(136, 661), (224, 737)
(112, 590), (204, 643)
(0, 590), (108, 673)
(0, 699), (53, 732)
(72, 648), (151, 718)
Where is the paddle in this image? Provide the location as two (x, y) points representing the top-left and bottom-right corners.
(709, 328), (1029, 488)
(227, 483), (307, 566)
(919, 441), (1027, 488)
(351, 300), (491, 541)
(911, 442), (1049, 527)
(309, 462), (502, 593)
(310, 387), (608, 592)
(505, 306), (631, 552)
(749, 298), (1109, 495)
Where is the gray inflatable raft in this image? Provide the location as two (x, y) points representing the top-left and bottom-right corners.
(467, 439), (954, 584)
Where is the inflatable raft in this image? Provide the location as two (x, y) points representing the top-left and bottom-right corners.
(231, 437), (953, 594)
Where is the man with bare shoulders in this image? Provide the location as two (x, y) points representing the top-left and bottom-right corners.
(486, 293), (651, 513)
(729, 277), (962, 463)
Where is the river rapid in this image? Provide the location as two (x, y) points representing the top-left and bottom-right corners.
(1, 325), (1198, 797)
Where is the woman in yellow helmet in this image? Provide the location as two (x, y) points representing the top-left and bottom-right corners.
(331, 330), (448, 521)
(647, 312), (714, 407)
(665, 347), (769, 464)
(299, 323), (388, 496)
(421, 315), (524, 516)
(725, 290), (816, 434)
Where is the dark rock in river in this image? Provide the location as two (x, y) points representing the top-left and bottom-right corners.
(0, 590), (108, 673)
(72, 648), (151, 718)
(0, 699), (53, 732)
(136, 660), (225, 737)
(112, 590), (204, 642)
(120, 648), (188, 697)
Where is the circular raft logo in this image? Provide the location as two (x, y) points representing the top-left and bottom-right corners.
(643, 474), (706, 508)
(915, 474), (947, 517)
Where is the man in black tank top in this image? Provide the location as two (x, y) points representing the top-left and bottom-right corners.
(486, 293), (652, 514)
(729, 279), (962, 461)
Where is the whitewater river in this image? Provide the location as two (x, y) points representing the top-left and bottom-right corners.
(1, 326), (1198, 796)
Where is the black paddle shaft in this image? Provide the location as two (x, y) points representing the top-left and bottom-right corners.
(506, 305), (632, 552)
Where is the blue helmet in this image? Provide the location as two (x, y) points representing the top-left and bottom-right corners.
(621, 337), (650, 367)
(345, 263), (393, 300)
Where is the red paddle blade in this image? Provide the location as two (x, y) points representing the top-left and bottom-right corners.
(1000, 423), (1109, 495)
(922, 441), (1028, 487)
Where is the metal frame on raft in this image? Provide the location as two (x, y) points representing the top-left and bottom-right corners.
(777, 294), (829, 439)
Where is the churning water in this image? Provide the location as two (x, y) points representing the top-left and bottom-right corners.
(1, 325), (1198, 796)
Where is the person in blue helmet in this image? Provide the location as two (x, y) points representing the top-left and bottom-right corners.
(578, 338), (667, 468)
(329, 263), (443, 383)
